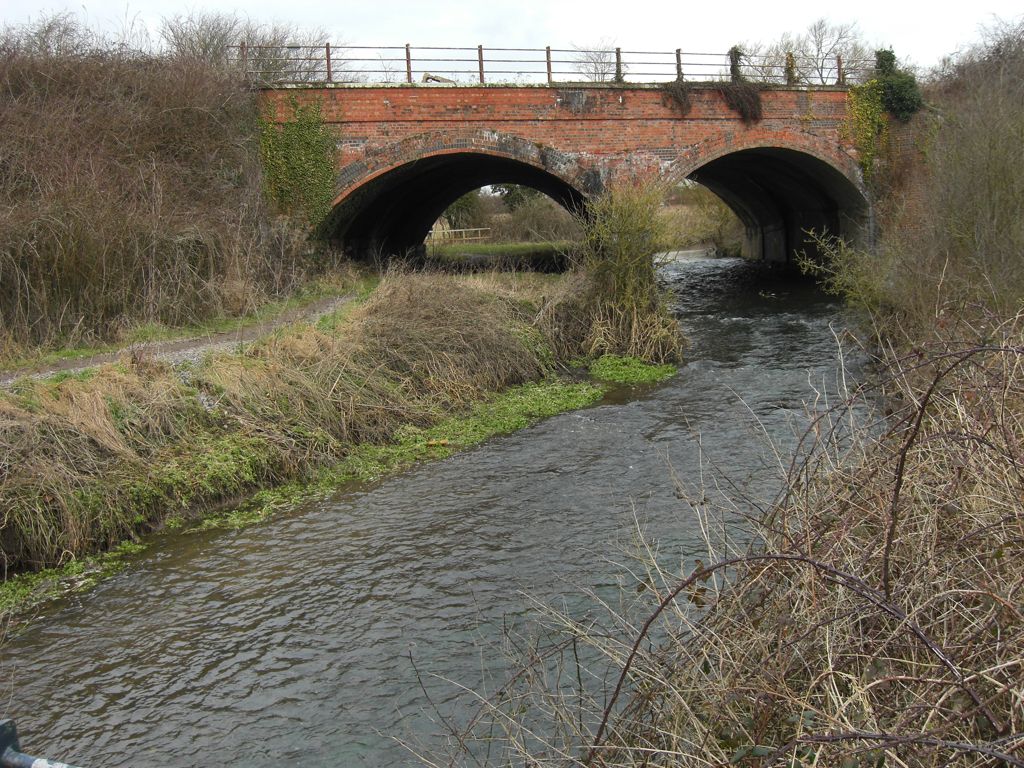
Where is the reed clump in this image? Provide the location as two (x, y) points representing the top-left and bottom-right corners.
(538, 181), (685, 364)
(0, 272), (561, 575)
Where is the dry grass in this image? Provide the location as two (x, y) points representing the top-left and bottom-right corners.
(447, 311), (1024, 767)
(541, 180), (685, 365)
(659, 199), (744, 256)
(0, 16), (335, 352)
(818, 21), (1024, 335)
(0, 272), (560, 574)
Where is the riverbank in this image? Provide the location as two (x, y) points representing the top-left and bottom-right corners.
(0, 254), (853, 767)
(557, 317), (1024, 766)
(0, 269), (680, 622)
(461, 25), (1024, 766)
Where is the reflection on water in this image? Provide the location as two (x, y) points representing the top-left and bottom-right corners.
(0, 256), (857, 766)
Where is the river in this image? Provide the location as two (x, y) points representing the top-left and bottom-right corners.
(0, 254), (858, 766)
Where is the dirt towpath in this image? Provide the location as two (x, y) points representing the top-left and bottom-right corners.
(0, 294), (354, 387)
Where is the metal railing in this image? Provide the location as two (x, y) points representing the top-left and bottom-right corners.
(0, 720), (83, 768)
(233, 43), (873, 87)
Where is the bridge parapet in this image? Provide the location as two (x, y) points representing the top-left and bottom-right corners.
(238, 43), (873, 87)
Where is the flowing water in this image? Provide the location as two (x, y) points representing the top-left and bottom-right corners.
(0, 255), (859, 766)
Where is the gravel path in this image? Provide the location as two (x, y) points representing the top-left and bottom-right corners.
(0, 294), (354, 387)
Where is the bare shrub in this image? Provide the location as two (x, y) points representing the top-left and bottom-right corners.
(572, 39), (624, 82)
(802, 21), (1024, 333)
(0, 15), (335, 352)
(160, 12), (337, 83)
(537, 180), (684, 364)
(743, 18), (873, 84)
(490, 195), (583, 243)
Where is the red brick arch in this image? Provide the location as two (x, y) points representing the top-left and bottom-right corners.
(262, 84), (869, 259)
(331, 128), (601, 208)
(667, 129), (865, 196)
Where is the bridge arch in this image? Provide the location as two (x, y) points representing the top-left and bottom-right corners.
(326, 130), (596, 256)
(325, 125), (870, 264)
(672, 134), (870, 263)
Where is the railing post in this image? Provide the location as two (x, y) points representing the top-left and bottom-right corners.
(405, 43), (413, 83)
(545, 46), (553, 84)
(614, 47), (623, 82)
(239, 40), (248, 78)
(325, 42), (332, 83)
(785, 51), (797, 85)
(836, 54), (845, 85)
(478, 44), (485, 84)
(675, 48), (683, 79)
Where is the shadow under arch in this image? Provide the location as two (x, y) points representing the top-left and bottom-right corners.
(685, 147), (870, 263)
(325, 151), (589, 259)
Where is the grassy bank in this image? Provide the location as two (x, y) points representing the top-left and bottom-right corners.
(428, 241), (572, 273)
(0, 377), (602, 620)
(0, 266), (682, 619)
(0, 272), (548, 574)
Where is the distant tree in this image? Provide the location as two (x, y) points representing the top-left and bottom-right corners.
(572, 38), (625, 82)
(800, 18), (871, 83)
(741, 18), (872, 84)
(442, 190), (486, 229)
(491, 183), (543, 211)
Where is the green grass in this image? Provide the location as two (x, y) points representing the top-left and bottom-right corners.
(198, 379), (603, 530)
(0, 541), (148, 623)
(588, 354), (677, 384)
(431, 241), (572, 260)
(314, 275), (380, 333)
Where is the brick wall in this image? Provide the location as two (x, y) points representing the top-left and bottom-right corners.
(260, 84), (863, 202)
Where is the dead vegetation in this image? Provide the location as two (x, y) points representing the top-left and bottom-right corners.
(446, 311), (1024, 767)
(440, 24), (1024, 767)
(0, 272), (561, 575)
(537, 180), (685, 365)
(595, 315), (1024, 766)
(0, 15), (335, 357)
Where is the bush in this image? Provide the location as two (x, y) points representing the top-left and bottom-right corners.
(490, 195), (583, 243)
(538, 180), (684, 363)
(0, 15), (335, 352)
(875, 48), (923, 121)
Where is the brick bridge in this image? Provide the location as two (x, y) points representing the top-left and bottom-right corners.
(260, 84), (869, 262)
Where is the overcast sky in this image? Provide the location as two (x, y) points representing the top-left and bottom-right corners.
(4, 0), (1022, 70)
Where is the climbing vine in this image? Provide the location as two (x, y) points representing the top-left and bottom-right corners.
(716, 80), (765, 125)
(660, 77), (693, 116)
(845, 79), (888, 179)
(258, 96), (336, 229)
(715, 45), (764, 125)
